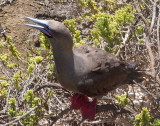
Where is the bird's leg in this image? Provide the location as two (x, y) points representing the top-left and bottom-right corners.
(80, 98), (97, 120)
(71, 93), (97, 120)
(71, 93), (89, 109)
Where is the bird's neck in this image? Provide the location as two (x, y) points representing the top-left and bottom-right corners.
(51, 41), (75, 75)
(50, 41), (79, 92)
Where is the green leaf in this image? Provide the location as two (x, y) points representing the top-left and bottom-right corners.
(35, 56), (43, 64)
(115, 94), (129, 108)
(134, 107), (151, 126)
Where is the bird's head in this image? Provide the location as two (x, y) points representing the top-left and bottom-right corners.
(24, 17), (73, 49)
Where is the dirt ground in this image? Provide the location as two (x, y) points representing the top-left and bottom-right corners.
(1, 0), (40, 43)
(0, 0), (78, 45)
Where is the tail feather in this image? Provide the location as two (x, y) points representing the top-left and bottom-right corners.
(127, 71), (144, 84)
(123, 61), (145, 84)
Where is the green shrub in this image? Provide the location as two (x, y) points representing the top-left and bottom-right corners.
(7, 98), (17, 117)
(152, 119), (160, 126)
(115, 94), (129, 108)
(134, 107), (151, 126)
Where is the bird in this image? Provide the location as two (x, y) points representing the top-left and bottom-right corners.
(24, 17), (144, 120)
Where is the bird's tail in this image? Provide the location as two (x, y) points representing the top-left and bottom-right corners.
(123, 61), (147, 84)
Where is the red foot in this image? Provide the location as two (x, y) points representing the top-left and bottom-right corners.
(70, 93), (97, 120)
(80, 98), (97, 120)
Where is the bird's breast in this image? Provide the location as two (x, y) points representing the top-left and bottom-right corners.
(56, 72), (80, 93)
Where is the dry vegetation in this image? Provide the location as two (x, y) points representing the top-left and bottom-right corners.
(0, 0), (160, 126)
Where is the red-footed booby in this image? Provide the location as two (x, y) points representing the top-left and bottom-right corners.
(24, 17), (143, 120)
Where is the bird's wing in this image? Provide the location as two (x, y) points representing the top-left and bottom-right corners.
(74, 45), (133, 97)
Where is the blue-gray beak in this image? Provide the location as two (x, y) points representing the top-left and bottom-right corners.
(24, 17), (51, 37)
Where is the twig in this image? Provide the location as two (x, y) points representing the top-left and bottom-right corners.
(136, 83), (156, 99)
(53, 94), (63, 105)
(96, 104), (133, 114)
(2, 84), (12, 113)
(82, 118), (122, 125)
(0, 0), (14, 7)
(50, 107), (71, 126)
(151, 114), (160, 122)
(34, 83), (63, 93)
(149, 2), (156, 34)
(156, 8), (160, 83)
(136, 4), (156, 78)
(157, 8), (160, 61)
(19, 75), (35, 103)
(0, 68), (14, 114)
(116, 26), (131, 57)
(78, 118), (85, 125)
(144, 33), (156, 78)
(49, 103), (134, 125)
(0, 23), (7, 40)
(2, 106), (39, 126)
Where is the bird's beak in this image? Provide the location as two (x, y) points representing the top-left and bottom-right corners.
(23, 17), (52, 37)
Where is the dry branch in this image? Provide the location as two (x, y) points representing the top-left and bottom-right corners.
(149, 2), (157, 33)
(34, 83), (63, 93)
(157, 8), (160, 84)
(135, 2), (156, 78)
(50, 107), (71, 126)
(2, 106), (39, 126)
(49, 104), (133, 125)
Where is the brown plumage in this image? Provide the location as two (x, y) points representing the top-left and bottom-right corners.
(73, 45), (141, 97)
(24, 17), (143, 120)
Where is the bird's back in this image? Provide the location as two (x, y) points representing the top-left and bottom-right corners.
(73, 45), (142, 97)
